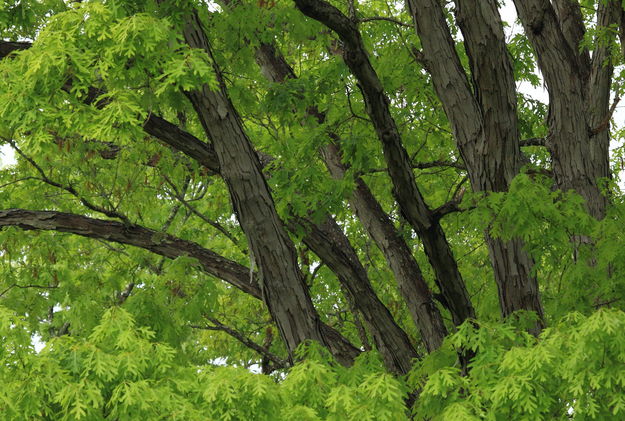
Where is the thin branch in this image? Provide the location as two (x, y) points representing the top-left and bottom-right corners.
(364, 160), (465, 174)
(162, 174), (241, 247)
(433, 184), (468, 220)
(590, 95), (621, 136)
(7, 140), (131, 224)
(0, 177), (40, 189)
(358, 16), (412, 27)
(117, 282), (135, 305)
(190, 318), (290, 370)
(0, 283), (58, 298)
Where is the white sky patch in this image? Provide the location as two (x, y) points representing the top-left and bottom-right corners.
(0, 143), (15, 168)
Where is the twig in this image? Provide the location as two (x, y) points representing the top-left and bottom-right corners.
(190, 318), (290, 369)
(358, 16), (412, 28)
(8, 140), (131, 224)
(0, 283), (58, 298)
(162, 174), (241, 247)
(364, 160), (465, 174)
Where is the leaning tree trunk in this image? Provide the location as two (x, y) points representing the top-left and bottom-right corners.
(293, 0), (476, 327)
(254, 43), (420, 374)
(175, 9), (332, 362)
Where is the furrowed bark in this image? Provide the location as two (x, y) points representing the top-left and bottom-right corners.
(404, 0), (544, 325)
(1, 36), (360, 365)
(552, 0), (591, 81)
(293, 0), (475, 326)
(0, 208), (360, 364)
(585, 0), (621, 209)
(454, 0), (544, 325)
(175, 9), (336, 361)
(253, 41), (421, 372)
(512, 0), (617, 220)
(322, 144), (447, 351)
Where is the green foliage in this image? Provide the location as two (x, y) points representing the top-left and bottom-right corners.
(412, 309), (625, 420)
(1, 0), (625, 419)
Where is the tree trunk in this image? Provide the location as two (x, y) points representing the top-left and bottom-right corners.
(406, 0), (544, 325)
(293, 0), (476, 326)
(512, 0), (620, 221)
(177, 10), (333, 361)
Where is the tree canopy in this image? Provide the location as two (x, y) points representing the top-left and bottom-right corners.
(2, 0), (625, 419)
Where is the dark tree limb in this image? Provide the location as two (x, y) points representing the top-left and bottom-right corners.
(190, 318), (290, 370)
(253, 34), (445, 357)
(0, 208), (360, 360)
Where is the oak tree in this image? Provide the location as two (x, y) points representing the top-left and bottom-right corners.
(2, 0), (625, 418)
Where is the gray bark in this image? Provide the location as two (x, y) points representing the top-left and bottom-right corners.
(322, 144), (447, 351)
(406, 0), (544, 326)
(296, 217), (419, 373)
(253, 42), (420, 373)
(177, 10), (337, 361)
(512, 0), (619, 221)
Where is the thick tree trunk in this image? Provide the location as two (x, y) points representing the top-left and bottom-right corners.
(512, 0), (619, 221)
(406, 0), (544, 325)
(254, 43), (420, 374)
(178, 11), (331, 361)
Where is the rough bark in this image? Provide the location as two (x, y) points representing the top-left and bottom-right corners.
(552, 0), (591, 81)
(322, 144), (447, 351)
(512, 0), (617, 221)
(253, 40), (446, 353)
(405, 0), (544, 325)
(293, 0), (475, 326)
(0, 209), (260, 295)
(0, 36), (376, 366)
(454, 0), (544, 325)
(175, 11), (333, 360)
(0, 208), (361, 364)
(252, 41), (420, 373)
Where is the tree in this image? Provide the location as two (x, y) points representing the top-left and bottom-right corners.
(1, 0), (625, 418)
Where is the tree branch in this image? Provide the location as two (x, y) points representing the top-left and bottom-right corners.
(190, 318), (290, 370)
(0, 208), (261, 298)
(0, 208), (361, 360)
(358, 16), (411, 28)
(364, 160), (465, 174)
(7, 140), (132, 224)
(520, 137), (546, 147)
